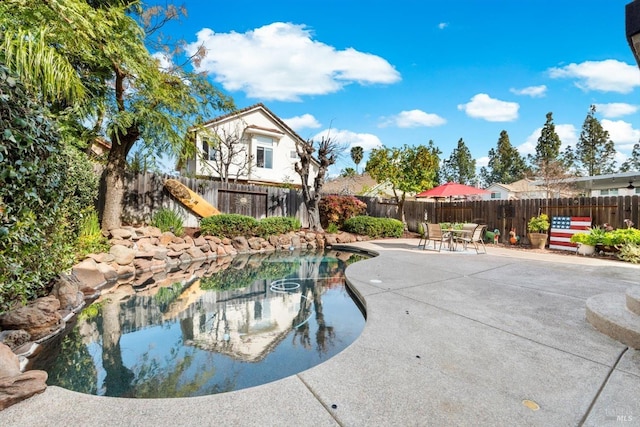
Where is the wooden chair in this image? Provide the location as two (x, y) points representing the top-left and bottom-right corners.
(424, 223), (446, 252)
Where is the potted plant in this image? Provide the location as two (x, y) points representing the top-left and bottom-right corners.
(527, 213), (549, 249)
(570, 230), (599, 256)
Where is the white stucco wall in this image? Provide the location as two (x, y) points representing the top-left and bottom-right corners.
(189, 107), (319, 187)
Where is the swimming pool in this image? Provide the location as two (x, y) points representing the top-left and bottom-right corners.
(32, 248), (367, 398)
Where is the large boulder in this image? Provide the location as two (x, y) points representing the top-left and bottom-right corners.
(0, 296), (62, 341)
(0, 343), (20, 378)
(232, 236), (250, 252)
(72, 258), (107, 289)
(0, 369), (48, 411)
(110, 244), (136, 265)
(51, 274), (83, 311)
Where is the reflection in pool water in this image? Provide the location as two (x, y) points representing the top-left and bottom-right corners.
(32, 249), (367, 398)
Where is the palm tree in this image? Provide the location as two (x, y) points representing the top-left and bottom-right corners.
(350, 146), (363, 174)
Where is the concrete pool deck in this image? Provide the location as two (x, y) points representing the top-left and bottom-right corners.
(3, 239), (640, 426)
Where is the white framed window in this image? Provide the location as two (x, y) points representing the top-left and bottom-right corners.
(257, 146), (273, 169)
(636, 187), (640, 194)
(491, 192), (501, 199)
(202, 139), (217, 161)
(601, 188), (618, 196)
(290, 150), (299, 159)
(256, 136), (274, 169)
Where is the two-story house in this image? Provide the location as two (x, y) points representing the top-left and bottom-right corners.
(180, 103), (319, 187)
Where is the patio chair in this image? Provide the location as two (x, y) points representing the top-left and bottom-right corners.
(456, 224), (487, 254)
(453, 223), (478, 250)
(423, 223), (446, 252)
(417, 222), (429, 249)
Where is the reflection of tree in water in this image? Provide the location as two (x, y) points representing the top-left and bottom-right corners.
(291, 255), (340, 354)
(43, 327), (98, 395)
(127, 351), (229, 398)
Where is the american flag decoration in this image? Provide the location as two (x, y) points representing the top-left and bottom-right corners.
(549, 216), (592, 251)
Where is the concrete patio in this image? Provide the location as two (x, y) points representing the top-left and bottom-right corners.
(2, 239), (639, 426)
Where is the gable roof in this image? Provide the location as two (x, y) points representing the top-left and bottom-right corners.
(199, 103), (306, 145)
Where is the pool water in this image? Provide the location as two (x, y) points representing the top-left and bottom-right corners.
(32, 249), (367, 398)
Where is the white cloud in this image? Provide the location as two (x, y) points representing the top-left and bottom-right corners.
(312, 128), (382, 151)
(509, 85), (547, 98)
(379, 109), (446, 128)
(476, 156), (489, 168)
(602, 119), (640, 150)
(517, 124), (578, 155)
(548, 59), (640, 94)
(594, 103), (639, 118)
(457, 94), (519, 122)
(438, 22), (448, 30)
(283, 114), (321, 131)
(185, 23), (401, 101)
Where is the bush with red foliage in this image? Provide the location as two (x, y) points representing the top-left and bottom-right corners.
(319, 195), (367, 229)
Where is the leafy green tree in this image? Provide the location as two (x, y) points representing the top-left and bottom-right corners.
(350, 146), (364, 173)
(575, 105), (616, 176)
(365, 144), (439, 225)
(441, 138), (476, 185)
(480, 130), (528, 186)
(2, 1), (234, 231)
(620, 142), (640, 172)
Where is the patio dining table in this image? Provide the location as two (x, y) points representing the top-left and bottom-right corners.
(442, 228), (472, 251)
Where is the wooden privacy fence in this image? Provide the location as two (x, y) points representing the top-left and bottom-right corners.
(120, 173), (639, 239)
(121, 172), (309, 228)
(398, 196), (640, 242)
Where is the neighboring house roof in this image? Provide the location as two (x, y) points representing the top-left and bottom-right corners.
(533, 171), (640, 191)
(485, 178), (548, 200)
(321, 173), (399, 199)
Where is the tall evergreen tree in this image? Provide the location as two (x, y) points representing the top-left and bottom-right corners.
(533, 112), (562, 168)
(620, 142), (640, 172)
(530, 112), (576, 198)
(480, 130), (528, 186)
(441, 138), (476, 185)
(350, 146), (364, 173)
(575, 105), (616, 176)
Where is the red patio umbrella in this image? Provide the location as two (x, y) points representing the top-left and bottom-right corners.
(415, 182), (489, 198)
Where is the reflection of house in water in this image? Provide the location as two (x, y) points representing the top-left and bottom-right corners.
(184, 279), (307, 362)
(115, 274), (314, 363)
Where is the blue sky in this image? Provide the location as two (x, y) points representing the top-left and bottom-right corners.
(150, 0), (640, 177)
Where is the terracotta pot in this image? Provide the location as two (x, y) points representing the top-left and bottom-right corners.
(528, 232), (547, 250)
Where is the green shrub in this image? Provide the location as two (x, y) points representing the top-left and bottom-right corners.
(319, 195), (367, 229)
(76, 208), (109, 258)
(326, 223), (339, 234)
(255, 217), (301, 237)
(570, 226), (604, 246)
(617, 242), (640, 263)
(0, 64), (93, 313)
(200, 214), (258, 238)
(151, 208), (185, 236)
(342, 216), (404, 238)
(602, 228), (640, 246)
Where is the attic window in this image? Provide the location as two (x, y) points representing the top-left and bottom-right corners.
(491, 192), (501, 199)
